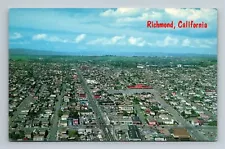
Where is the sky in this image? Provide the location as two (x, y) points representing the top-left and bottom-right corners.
(9, 8), (217, 55)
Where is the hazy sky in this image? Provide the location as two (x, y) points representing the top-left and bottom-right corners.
(9, 8), (217, 55)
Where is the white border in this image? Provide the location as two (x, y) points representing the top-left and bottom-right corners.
(1, 0), (224, 149)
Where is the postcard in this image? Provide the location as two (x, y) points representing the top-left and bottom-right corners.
(8, 8), (217, 142)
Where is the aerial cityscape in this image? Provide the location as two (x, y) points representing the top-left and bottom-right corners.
(8, 8), (217, 142)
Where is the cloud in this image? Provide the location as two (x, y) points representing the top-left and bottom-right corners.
(10, 32), (22, 39)
(75, 34), (86, 43)
(165, 8), (217, 21)
(32, 34), (69, 43)
(116, 12), (161, 23)
(101, 8), (162, 23)
(87, 35), (126, 45)
(128, 36), (147, 47)
(156, 36), (179, 47)
(100, 8), (142, 17)
(32, 34), (47, 40)
(182, 39), (191, 47)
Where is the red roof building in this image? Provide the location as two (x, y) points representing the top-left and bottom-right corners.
(127, 84), (153, 89)
(79, 94), (86, 98)
(94, 95), (101, 99)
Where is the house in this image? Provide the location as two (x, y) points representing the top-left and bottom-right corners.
(44, 110), (52, 114)
(199, 113), (210, 120)
(25, 132), (32, 139)
(118, 105), (133, 113)
(64, 96), (70, 102)
(191, 118), (204, 126)
(33, 135), (44, 141)
(184, 110), (192, 115)
(39, 129), (46, 136)
(80, 109), (94, 116)
(154, 138), (166, 141)
(148, 120), (157, 126)
(41, 118), (49, 127)
(59, 120), (67, 127)
(61, 114), (69, 121)
(50, 94), (56, 98)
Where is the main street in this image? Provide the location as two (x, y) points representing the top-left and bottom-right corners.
(76, 67), (115, 141)
(48, 84), (66, 141)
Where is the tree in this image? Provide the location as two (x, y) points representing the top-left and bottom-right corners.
(181, 111), (185, 117)
(69, 111), (79, 119)
(208, 121), (217, 126)
(44, 130), (49, 138)
(123, 111), (129, 116)
(58, 110), (63, 117)
(133, 97), (139, 104)
(68, 130), (78, 138)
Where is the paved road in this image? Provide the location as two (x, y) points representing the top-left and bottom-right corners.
(76, 67), (115, 141)
(133, 104), (147, 125)
(48, 84), (66, 141)
(160, 125), (216, 130)
(150, 89), (209, 141)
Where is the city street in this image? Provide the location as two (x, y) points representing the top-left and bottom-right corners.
(76, 67), (115, 141)
(48, 84), (66, 141)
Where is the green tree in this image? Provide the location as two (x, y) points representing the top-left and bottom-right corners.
(58, 110), (63, 117)
(68, 130), (78, 138)
(123, 111), (129, 116)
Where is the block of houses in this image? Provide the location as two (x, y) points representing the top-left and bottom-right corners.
(159, 114), (174, 125)
(61, 114), (69, 121)
(118, 105), (133, 114)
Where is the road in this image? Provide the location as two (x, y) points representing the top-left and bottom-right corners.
(133, 104), (147, 125)
(76, 67), (115, 141)
(150, 89), (209, 141)
(9, 84), (47, 126)
(48, 84), (66, 141)
(159, 125), (216, 130)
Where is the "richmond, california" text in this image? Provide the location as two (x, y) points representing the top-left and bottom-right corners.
(146, 20), (208, 29)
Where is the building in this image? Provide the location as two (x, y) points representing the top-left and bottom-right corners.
(147, 118), (158, 126)
(110, 116), (133, 125)
(159, 114), (174, 125)
(127, 84), (153, 89)
(172, 128), (191, 140)
(33, 135), (44, 141)
(128, 125), (142, 141)
(73, 119), (79, 125)
(132, 116), (142, 125)
(118, 105), (134, 113)
(61, 114), (69, 121)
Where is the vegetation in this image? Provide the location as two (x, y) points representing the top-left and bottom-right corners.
(122, 111), (129, 116)
(208, 121), (217, 126)
(9, 130), (25, 140)
(69, 111), (79, 119)
(58, 110), (63, 117)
